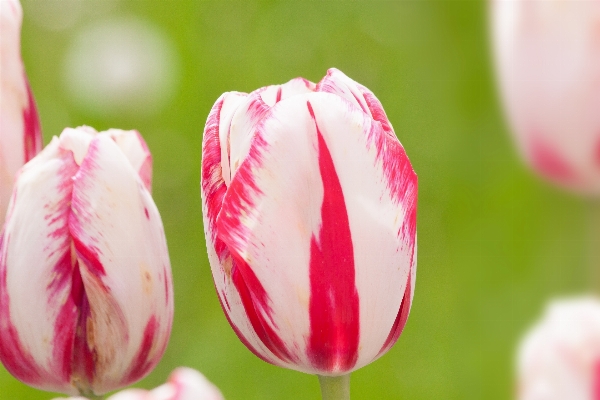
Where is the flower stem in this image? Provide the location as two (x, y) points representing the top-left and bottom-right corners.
(318, 374), (350, 400)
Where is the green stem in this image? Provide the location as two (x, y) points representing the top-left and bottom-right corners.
(589, 201), (600, 293)
(318, 374), (350, 400)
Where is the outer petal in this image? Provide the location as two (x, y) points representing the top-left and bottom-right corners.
(103, 129), (153, 192)
(0, 0), (42, 225)
(201, 93), (279, 365)
(66, 134), (173, 394)
(317, 68), (394, 136)
(0, 138), (80, 394)
(216, 92), (417, 374)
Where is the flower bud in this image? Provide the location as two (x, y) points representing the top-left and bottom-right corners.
(518, 297), (600, 400)
(0, 126), (173, 396)
(201, 68), (417, 376)
(0, 0), (42, 224)
(492, 0), (600, 194)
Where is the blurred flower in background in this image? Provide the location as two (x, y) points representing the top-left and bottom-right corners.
(517, 297), (600, 400)
(24, 0), (118, 32)
(491, 0), (600, 195)
(53, 367), (224, 400)
(63, 17), (180, 117)
(0, 0), (42, 226)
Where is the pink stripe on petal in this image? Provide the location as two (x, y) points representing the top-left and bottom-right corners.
(49, 251), (78, 384)
(377, 266), (412, 356)
(215, 288), (275, 365)
(593, 359), (600, 400)
(23, 79), (42, 163)
(231, 257), (296, 364)
(528, 133), (578, 184)
(306, 101), (360, 373)
(71, 236), (106, 278)
(201, 97), (228, 258)
(366, 121), (417, 253)
(133, 130), (152, 192)
(123, 316), (159, 384)
(359, 89), (394, 137)
(70, 263), (96, 388)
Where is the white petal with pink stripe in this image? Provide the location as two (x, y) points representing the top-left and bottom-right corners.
(201, 68), (417, 376)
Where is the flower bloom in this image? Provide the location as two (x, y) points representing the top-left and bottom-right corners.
(491, 0), (600, 194)
(0, 126), (173, 396)
(201, 68), (417, 375)
(0, 0), (42, 224)
(518, 297), (600, 400)
(53, 367), (224, 400)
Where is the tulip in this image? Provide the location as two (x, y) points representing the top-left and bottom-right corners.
(0, 126), (173, 397)
(491, 0), (600, 194)
(53, 367), (224, 400)
(201, 68), (417, 398)
(0, 0), (42, 225)
(517, 297), (600, 400)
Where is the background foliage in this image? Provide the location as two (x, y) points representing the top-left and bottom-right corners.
(1, 1), (589, 399)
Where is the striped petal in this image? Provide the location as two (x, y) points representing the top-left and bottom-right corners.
(0, 0), (42, 225)
(201, 92), (279, 365)
(0, 127), (172, 395)
(67, 134), (172, 393)
(258, 77), (316, 107)
(103, 129), (153, 192)
(0, 138), (80, 394)
(317, 68), (394, 136)
(215, 91), (416, 374)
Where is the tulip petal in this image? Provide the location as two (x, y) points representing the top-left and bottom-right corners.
(218, 92), (249, 187)
(216, 92), (416, 374)
(66, 135), (173, 393)
(103, 129), (153, 192)
(258, 77), (316, 107)
(317, 68), (394, 136)
(0, 0), (42, 224)
(201, 94), (281, 365)
(0, 138), (80, 394)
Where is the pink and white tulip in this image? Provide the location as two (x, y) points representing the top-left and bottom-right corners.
(491, 0), (600, 194)
(518, 297), (600, 400)
(53, 367), (224, 400)
(201, 68), (417, 376)
(0, 0), (42, 224)
(0, 126), (172, 396)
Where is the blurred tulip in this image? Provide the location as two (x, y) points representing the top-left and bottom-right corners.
(0, 0), (42, 225)
(0, 126), (173, 396)
(518, 297), (600, 400)
(201, 68), (417, 377)
(53, 367), (224, 400)
(491, 0), (600, 194)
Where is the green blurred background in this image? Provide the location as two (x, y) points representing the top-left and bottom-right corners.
(1, 1), (591, 399)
